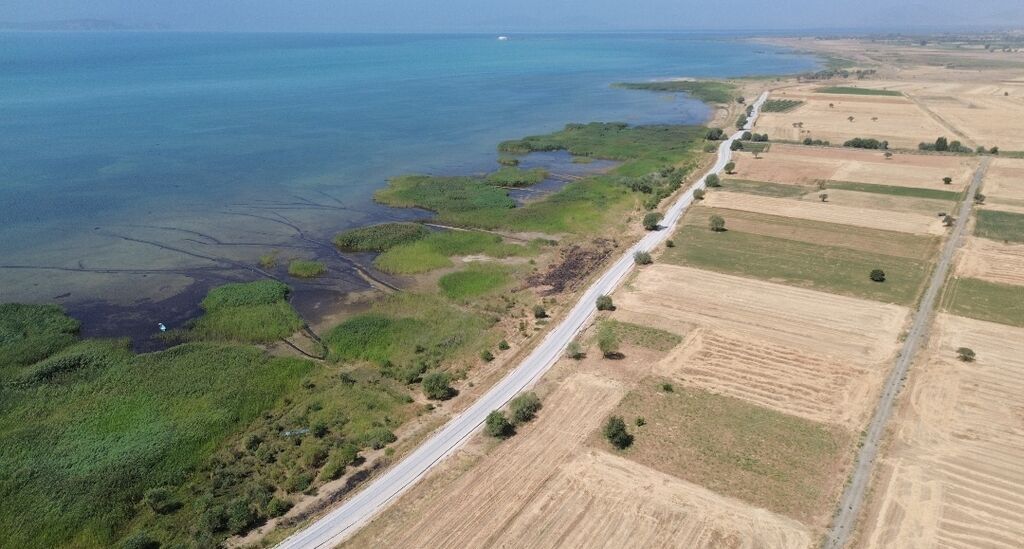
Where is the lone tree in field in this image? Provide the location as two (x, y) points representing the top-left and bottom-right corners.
(884, 151), (894, 160)
(693, 188), (706, 200)
(642, 212), (664, 231)
(705, 173), (721, 188)
(975, 192), (986, 204)
(603, 416), (634, 449)
(956, 347), (976, 362)
(848, 116), (855, 122)
(633, 251), (653, 265)
(869, 269), (886, 283)
(596, 295), (615, 311)
(709, 215), (726, 232)
(422, 372), (454, 400)
(486, 410), (514, 439)
(943, 176), (953, 185)
(598, 323), (620, 358)
(943, 214), (956, 227)
(819, 193), (829, 202)
(724, 161), (736, 174)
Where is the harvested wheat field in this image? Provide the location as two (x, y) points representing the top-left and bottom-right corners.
(730, 143), (975, 191)
(683, 206), (940, 260)
(614, 264), (909, 363)
(888, 81), (1024, 151)
(955, 236), (1024, 286)
(702, 191), (946, 235)
(797, 189), (952, 217)
(859, 314), (1024, 549)
(756, 88), (950, 149)
(653, 329), (881, 429)
(498, 451), (813, 549)
(981, 157), (1024, 210)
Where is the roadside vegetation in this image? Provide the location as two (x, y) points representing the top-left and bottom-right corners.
(817, 86), (902, 96)
(613, 80), (736, 104)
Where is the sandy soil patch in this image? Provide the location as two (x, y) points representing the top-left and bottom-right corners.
(730, 144), (976, 191)
(500, 450), (814, 549)
(955, 237), (1024, 286)
(981, 157), (1024, 210)
(859, 314), (1024, 549)
(654, 329), (882, 429)
(614, 264), (909, 364)
(703, 191), (946, 235)
(756, 87), (950, 149)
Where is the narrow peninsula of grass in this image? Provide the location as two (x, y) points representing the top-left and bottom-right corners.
(374, 230), (539, 274)
(825, 180), (961, 201)
(0, 303), (80, 379)
(943, 277), (1024, 327)
(192, 280), (303, 343)
(975, 209), (1024, 244)
(438, 263), (512, 300)
(663, 224), (932, 305)
(597, 319), (682, 352)
(614, 80), (736, 104)
(484, 166), (548, 187)
(288, 259), (326, 278)
(333, 222), (429, 252)
(607, 384), (848, 523)
(817, 86), (902, 96)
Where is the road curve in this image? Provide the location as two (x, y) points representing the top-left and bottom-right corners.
(823, 157), (990, 548)
(276, 92), (771, 549)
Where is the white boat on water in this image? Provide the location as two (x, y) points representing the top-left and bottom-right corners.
(497, 35), (509, 41)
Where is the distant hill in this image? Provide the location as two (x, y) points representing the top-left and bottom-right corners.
(0, 19), (167, 31)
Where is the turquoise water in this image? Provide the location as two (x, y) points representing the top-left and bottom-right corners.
(0, 32), (817, 342)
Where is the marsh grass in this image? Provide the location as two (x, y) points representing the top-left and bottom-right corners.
(288, 260), (327, 278)
(0, 303), (79, 379)
(485, 166), (548, 187)
(333, 223), (429, 252)
(192, 280), (303, 343)
(614, 80), (736, 104)
(374, 230), (538, 274)
(438, 263), (512, 300)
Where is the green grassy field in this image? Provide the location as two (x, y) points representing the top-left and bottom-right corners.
(609, 383), (848, 523)
(975, 209), (1024, 244)
(333, 222), (430, 252)
(817, 86), (903, 96)
(323, 293), (492, 379)
(484, 166), (548, 187)
(662, 224), (932, 305)
(438, 263), (512, 300)
(614, 80), (736, 104)
(826, 180), (962, 201)
(288, 259), (326, 278)
(597, 319), (682, 352)
(761, 99), (805, 112)
(374, 230), (540, 274)
(0, 303), (79, 379)
(722, 178), (811, 198)
(943, 277), (1024, 327)
(190, 280), (303, 343)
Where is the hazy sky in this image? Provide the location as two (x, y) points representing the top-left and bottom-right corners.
(4, 0), (1023, 32)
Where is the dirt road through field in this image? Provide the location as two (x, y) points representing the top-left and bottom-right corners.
(824, 157), (991, 548)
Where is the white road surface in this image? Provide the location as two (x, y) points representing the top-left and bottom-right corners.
(277, 92), (770, 549)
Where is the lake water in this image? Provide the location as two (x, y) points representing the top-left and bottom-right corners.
(0, 32), (817, 344)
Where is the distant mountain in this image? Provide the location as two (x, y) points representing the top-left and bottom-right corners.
(0, 19), (168, 31)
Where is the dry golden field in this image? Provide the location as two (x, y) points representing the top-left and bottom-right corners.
(955, 236), (1024, 286)
(756, 86), (950, 149)
(702, 191), (947, 235)
(730, 143), (976, 191)
(858, 314), (1024, 549)
(980, 157), (1024, 212)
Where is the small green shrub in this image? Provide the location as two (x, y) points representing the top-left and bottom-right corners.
(642, 212), (664, 231)
(956, 347), (976, 362)
(422, 372), (454, 400)
(596, 295), (615, 311)
(533, 305), (547, 319)
(603, 416), (633, 449)
(486, 410), (514, 439)
(510, 392), (542, 424)
(870, 269), (886, 282)
(633, 251), (653, 265)
(266, 497), (293, 518)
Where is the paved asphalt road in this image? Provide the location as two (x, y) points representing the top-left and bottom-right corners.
(823, 157), (990, 548)
(276, 92), (771, 549)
